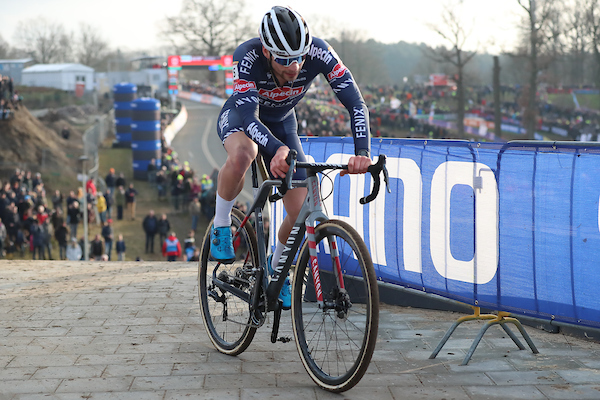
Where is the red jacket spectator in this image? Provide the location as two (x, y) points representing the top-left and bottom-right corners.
(86, 178), (97, 196)
(162, 233), (181, 261)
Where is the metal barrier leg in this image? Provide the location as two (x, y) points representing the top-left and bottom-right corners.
(504, 317), (539, 354)
(429, 320), (462, 359)
(499, 322), (526, 350)
(430, 307), (539, 365)
(462, 320), (495, 365)
(430, 306), (495, 359)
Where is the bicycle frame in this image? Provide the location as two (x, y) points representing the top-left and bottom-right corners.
(210, 153), (387, 322)
(212, 159), (345, 313)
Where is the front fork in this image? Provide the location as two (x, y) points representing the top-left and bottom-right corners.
(306, 224), (347, 313)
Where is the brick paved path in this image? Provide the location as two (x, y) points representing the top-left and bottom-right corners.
(2, 261), (600, 399)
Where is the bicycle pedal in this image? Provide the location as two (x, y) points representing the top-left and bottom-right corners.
(277, 336), (292, 343)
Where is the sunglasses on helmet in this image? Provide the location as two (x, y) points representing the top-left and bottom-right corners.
(271, 54), (305, 66)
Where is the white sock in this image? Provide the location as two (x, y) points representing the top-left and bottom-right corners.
(272, 239), (285, 268)
(213, 194), (235, 228)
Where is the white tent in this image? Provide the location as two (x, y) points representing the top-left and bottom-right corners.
(21, 63), (95, 91)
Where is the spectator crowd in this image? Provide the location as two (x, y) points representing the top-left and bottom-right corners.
(137, 138), (222, 262)
(0, 74), (22, 120)
(0, 167), (129, 262)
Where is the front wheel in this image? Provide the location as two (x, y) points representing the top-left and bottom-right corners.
(198, 208), (259, 355)
(292, 220), (379, 392)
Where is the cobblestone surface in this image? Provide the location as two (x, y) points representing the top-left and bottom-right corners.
(1, 261), (600, 399)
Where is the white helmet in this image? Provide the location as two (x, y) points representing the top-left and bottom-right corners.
(259, 6), (312, 58)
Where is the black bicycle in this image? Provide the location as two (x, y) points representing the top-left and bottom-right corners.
(198, 150), (389, 392)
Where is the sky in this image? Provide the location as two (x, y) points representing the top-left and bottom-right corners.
(0, 0), (524, 55)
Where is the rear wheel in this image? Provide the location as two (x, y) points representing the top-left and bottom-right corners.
(198, 208), (259, 355)
(292, 220), (379, 392)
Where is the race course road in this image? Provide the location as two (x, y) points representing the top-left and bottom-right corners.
(170, 99), (254, 203)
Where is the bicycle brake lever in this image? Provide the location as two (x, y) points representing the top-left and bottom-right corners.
(269, 149), (297, 202)
(360, 154), (388, 205)
(382, 163), (391, 194)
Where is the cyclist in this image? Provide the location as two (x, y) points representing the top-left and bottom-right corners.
(211, 6), (372, 308)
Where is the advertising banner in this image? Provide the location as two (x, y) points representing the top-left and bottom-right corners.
(271, 137), (600, 329)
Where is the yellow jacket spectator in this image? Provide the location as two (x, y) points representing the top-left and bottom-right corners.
(97, 193), (108, 224)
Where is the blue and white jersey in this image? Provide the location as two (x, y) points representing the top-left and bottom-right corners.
(219, 37), (370, 157)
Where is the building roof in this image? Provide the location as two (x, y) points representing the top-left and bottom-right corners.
(0, 58), (34, 64)
(22, 63), (94, 73)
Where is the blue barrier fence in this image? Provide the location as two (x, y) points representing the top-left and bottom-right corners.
(270, 137), (600, 329)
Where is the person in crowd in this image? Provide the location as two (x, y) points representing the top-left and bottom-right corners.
(142, 210), (158, 253)
(30, 219), (44, 260)
(147, 158), (158, 184)
(4, 203), (19, 243)
(162, 231), (181, 262)
(125, 183), (138, 220)
(55, 221), (69, 260)
(115, 185), (125, 220)
(101, 219), (114, 260)
(104, 189), (113, 220)
(105, 168), (116, 197)
(189, 197), (201, 232)
(36, 205), (48, 224)
(41, 219), (53, 260)
(188, 247), (200, 262)
(182, 177), (192, 212)
(116, 234), (126, 261)
(96, 192), (107, 224)
(90, 234), (104, 261)
(171, 175), (183, 212)
(78, 237), (86, 260)
(156, 168), (167, 201)
(32, 173), (43, 191)
(86, 187), (97, 225)
(67, 200), (81, 239)
(157, 213), (171, 245)
(0, 217), (6, 258)
(115, 172), (126, 189)
(15, 227), (27, 257)
(65, 191), (78, 220)
(183, 230), (196, 261)
(86, 178), (97, 197)
(50, 208), (64, 233)
(66, 237), (82, 261)
(52, 189), (64, 211)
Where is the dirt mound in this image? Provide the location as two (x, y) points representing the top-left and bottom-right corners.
(0, 106), (83, 175)
(40, 105), (98, 126)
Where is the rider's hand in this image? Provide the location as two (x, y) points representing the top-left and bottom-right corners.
(270, 146), (290, 179)
(340, 155), (372, 176)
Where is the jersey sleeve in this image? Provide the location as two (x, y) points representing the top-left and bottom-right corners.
(310, 38), (371, 156)
(231, 44), (285, 157)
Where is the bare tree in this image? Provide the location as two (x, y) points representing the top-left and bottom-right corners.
(0, 35), (11, 59)
(76, 23), (109, 69)
(13, 18), (72, 63)
(544, 3), (567, 85)
(424, 0), (477, 137)
(161, 0), (253, 56)
(562, 0), (588, 85)
(517, 0), (558, 139)
(584, 0), (600, 88)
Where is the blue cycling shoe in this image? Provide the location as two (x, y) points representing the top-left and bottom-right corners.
(279, 277), (291, 310)
(267, 254), (291, 310)
(210, 225), (236, 264)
